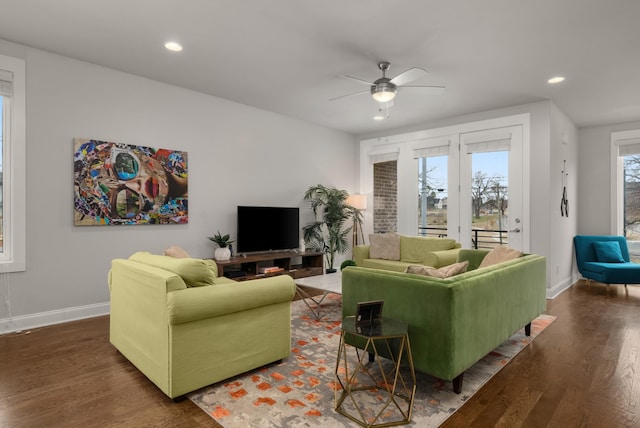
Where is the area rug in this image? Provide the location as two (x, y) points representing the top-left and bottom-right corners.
(188, 294), (555, 427)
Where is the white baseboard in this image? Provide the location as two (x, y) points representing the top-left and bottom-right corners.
(0, 302), (110, 335)
(547, 274), (580, 299)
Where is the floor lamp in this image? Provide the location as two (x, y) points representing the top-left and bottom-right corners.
(346, 194), (367, 252)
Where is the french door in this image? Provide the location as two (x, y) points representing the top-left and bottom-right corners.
(459, 125), (524, 251)
(363, 116), (528, 253)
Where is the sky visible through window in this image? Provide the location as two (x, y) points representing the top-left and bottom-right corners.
(420, 151), (508, 198)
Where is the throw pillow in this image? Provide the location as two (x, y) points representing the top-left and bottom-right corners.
(369, 233), (401, 261)
(593, 241), (625, 263)
(478, 246), (523, 269)
(163, 245), (191, 258)
(129, 252), (216, 287)
(405, 260), (469, 279)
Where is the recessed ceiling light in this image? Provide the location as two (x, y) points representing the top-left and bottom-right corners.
(547, 76), (565, 84)
(164, 41), (183, 52)
(373, 115), (385, 121)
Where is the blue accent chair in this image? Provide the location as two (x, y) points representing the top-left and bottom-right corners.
(573, 235), (640, 288)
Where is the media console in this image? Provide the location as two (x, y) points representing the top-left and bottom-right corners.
(215, 251), (324, 281)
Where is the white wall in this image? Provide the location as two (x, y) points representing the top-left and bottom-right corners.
(0, 39), (357, 333)
(548, 103), (579, 297)
(578, 120), (640, 234)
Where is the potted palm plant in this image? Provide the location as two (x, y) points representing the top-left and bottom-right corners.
(208, 231), (234, 261)
(303, 185), (363, 273)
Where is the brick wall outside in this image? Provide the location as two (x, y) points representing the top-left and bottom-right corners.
(373, 160), (397, 233)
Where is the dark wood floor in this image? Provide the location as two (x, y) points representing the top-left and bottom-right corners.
(1, 280), (639, 427)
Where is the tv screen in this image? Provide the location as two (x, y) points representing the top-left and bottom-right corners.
(237, 206), (300, 254)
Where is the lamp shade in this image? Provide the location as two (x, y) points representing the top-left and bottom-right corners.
(347, 194), (367, 210)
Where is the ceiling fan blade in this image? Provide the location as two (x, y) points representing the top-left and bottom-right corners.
(390, 67), (428, 86)
(341, 74), (374, 86)
(329, 89), (369, 101)
(399, 85), (446, 95)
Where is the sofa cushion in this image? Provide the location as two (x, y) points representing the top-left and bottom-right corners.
(593, 241), (625, 263)
(369, 233), (401, 261)
(129, 252), (216, 287)
(361, 258), (414, 272)
(400, 236), (458, 263)
(478, 246), (523, 269)
(163, 245), (191, 258)
(405, 260), (469, 278)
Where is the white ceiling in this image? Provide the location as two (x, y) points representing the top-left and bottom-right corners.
(1, 0), (639, 136)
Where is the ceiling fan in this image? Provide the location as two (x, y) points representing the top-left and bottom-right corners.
(330, 61), (445, 103)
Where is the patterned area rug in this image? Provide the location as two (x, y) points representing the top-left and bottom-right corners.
(188, 294), (555, 427)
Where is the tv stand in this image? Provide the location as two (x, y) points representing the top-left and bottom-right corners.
(215, 251), (323, 281)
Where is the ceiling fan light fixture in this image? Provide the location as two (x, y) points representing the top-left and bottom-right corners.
(371, 83), (397, 103)
(164, 41), (183, 52)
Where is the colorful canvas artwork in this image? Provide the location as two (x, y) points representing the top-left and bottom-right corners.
(73, 138), (188, 226)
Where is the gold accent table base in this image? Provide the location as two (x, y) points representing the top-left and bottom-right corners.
(334, 317), (416, 427)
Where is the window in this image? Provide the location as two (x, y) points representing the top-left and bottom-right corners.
(0, 54), (26, 272)
(416, 154), (448, 237)
(470, 151), (509, 248)
(612, 129), (640, 263)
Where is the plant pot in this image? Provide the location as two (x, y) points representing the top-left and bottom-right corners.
(325, 268), (337, 274)
(214, 247), (231, 261)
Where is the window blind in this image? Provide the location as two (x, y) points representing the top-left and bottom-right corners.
(413, 139), (450, 158)
(0, 69), (12, 97)
(617, 138), (640, 156)
(369, 151), (399, 164)
(463, 131), (512, 154)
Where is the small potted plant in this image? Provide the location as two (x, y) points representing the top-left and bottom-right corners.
(340, 259), (357, 271)
(208, 231), (234, 261)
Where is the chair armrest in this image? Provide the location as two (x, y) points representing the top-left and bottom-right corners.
(167, 275), (295, 325)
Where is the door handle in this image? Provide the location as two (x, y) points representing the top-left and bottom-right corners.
(510, 228), (521, 233)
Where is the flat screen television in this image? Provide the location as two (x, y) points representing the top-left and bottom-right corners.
(237, 206), (300, 254)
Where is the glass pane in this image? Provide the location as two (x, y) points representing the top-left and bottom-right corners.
(417, 155), (447, 237)
(624, 154), (640, 262)
(471, 151), (508, 249)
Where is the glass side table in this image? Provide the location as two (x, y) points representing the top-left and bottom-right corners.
(334, 316), (416, 427)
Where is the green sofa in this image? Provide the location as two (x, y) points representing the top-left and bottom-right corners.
(342, 249), (547, 393)
(108, 252), (296, 399)
(353, 235), (461, 271)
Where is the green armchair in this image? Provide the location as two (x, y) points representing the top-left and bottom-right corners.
(108, 253), (295, 399)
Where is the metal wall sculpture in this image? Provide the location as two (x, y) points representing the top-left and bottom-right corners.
(73, 138), (188, 225)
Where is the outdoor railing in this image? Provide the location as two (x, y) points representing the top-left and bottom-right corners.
(418, 226), (509, 249)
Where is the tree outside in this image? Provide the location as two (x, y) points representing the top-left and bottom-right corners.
(624, 155), (640, 262)
(418, 153), (509, 248)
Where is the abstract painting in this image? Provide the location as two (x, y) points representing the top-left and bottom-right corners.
(73, 138), (188, 225)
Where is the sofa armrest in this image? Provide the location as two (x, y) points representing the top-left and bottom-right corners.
(423, 248), (462, 268)
(457, 249), (491, 270)
(167, 275), (295, 325)
(353, 245), (370, 266)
